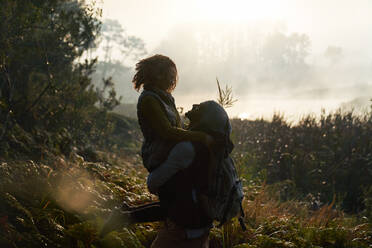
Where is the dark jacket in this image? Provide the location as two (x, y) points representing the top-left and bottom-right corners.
(159, 142), (212, 229)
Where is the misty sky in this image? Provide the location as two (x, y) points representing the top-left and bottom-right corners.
(99, 0), (372, 120)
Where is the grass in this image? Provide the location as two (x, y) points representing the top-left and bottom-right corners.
(1, 109), (372, 247)
(209, 182), (372, 248)
(0, 152), (371, 247)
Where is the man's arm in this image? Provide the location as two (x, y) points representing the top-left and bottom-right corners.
(147, 141), (195, 194)
(139, 96), (208, 143)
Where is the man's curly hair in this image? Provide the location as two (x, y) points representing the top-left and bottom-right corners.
(132, 54), (178, 92)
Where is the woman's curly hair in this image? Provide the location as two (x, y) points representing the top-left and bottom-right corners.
(132, 54), (178, 92)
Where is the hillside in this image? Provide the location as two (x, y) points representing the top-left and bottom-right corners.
(1, 112), (372, 247)
(113, 104), (138, 120)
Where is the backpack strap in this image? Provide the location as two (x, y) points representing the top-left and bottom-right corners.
(238, 202), (247, 231)
(218, 183), (237, 227)
(218, 185), (247, 231)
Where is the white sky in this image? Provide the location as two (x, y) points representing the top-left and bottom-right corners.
(101, 0), (372, 53)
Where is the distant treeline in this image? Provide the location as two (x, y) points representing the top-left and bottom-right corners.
(231, 110), (372, 217)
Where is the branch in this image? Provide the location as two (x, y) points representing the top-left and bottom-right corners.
(26, 39), (54, 113)
(0, 65), (13, 142)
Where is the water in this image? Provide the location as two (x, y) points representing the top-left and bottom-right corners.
(175, 93), (366, 123)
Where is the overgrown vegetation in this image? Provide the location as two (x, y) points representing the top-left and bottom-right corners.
(231, 109), (372, 215)
(1, 152), (371, 248)
(0, 1), (371, 247)
(0, 150), (157, 247)
(0, 0), (126, 159)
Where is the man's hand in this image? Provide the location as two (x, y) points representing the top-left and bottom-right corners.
(203, 134), (215, 150)
(204, 134), (227, 151)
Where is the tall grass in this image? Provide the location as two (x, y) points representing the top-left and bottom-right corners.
(1, 108), (372, 247)
(210, 182), (371, 248)
(231, 109), (372, 214)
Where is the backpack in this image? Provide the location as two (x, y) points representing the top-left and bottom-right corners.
(199, 155), (246, 230)
(186, 101), (246, 230)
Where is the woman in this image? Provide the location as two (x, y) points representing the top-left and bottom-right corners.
(100, 54), (213, 236)
(133, 54), (213, 172)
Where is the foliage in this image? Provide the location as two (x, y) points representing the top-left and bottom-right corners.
(1, 106), (371, 248)
(0, 0), (125, 158)
(98, 19), (147, 66)
(0, 108), (371, 247)
(231, 110), (372, 214)
(0, 149), (155, 248)
(1, 150), (371, 248)
(209, 182), (372, 248)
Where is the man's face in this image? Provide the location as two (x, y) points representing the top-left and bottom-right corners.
(185, 104), (202, 125)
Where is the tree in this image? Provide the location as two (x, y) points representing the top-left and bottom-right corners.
(324, 46), (343, 66)
(0, 0), (121, 153)
(97, 19), (146, 70)
(260, 32), (310, 68)
(92, 19), (147, 102)
(259, 32), (310, 85)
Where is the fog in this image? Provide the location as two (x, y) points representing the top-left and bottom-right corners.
(151, 21), (372, 120)
(97, 0), (372, 121)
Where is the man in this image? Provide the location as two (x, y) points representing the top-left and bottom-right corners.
(148, 100), (233, 248)
(100, 101), (233, 248)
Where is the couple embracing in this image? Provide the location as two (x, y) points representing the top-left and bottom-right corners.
(101, 55), (244, 247)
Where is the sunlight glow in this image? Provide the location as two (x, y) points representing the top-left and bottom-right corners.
(195, 0), (287, 22)
(238, 112), (249, 120)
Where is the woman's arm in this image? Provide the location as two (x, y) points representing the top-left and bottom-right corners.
(139, 95), (210, 143)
